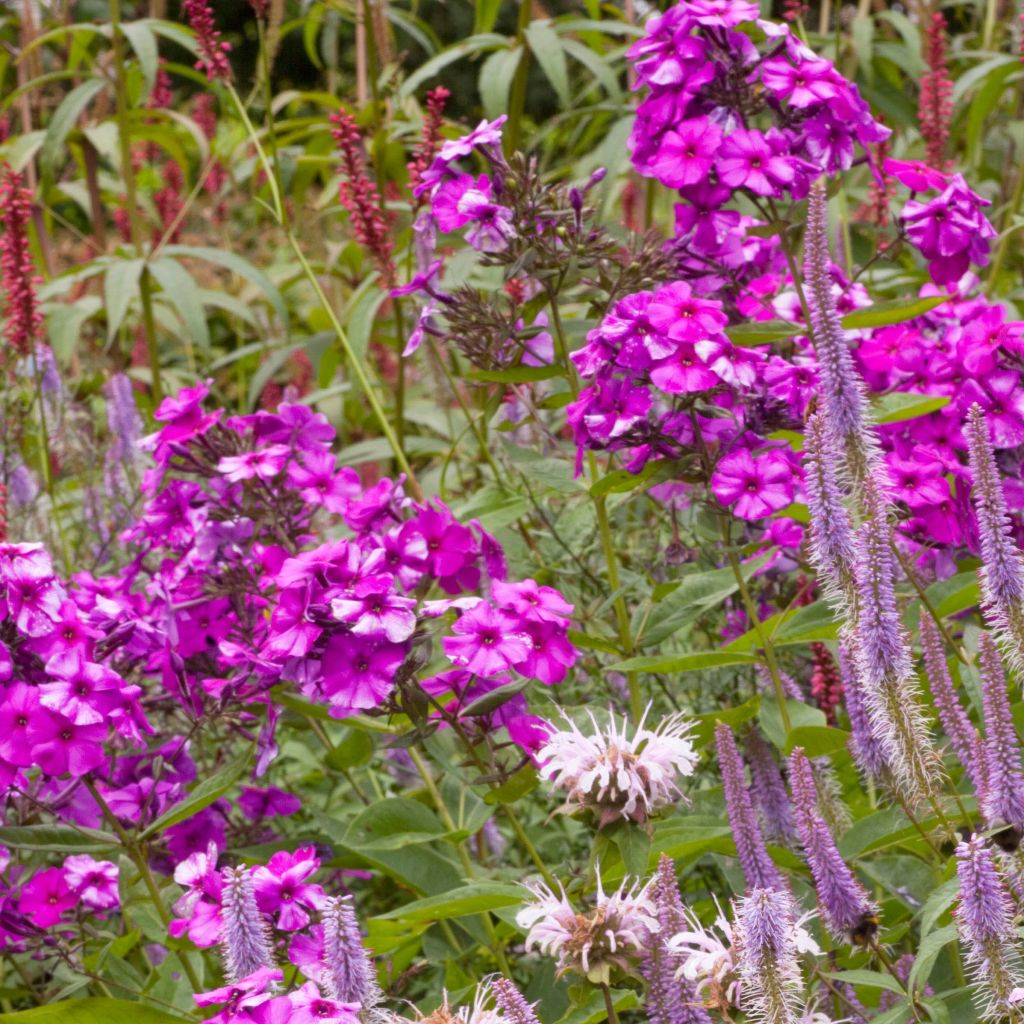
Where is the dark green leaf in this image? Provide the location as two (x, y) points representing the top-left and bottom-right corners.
(609, 650), (759, 674)
(0, 999), (190, 1024)
(725, 320), (802, 346)
(525, 21), (571, 108)
(468, 365), (561, 384)
(872, 392), (951, 425)
(374, 882), (523, 921)
(784, 725), (850, 757)
(0, 825), (119, 854)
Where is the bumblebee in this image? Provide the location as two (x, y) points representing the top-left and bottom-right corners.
(992, 825), (1023, 853)
(849, 910), (881, 947)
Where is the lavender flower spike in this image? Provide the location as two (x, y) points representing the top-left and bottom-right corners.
(965, 403), (1024, 673)
(640, 855), (712, 1024)
(978, 633), (1024, 849)
(852, 483), (943, 806)
(838, 640), (891, 783)
(321, 895), (383, 1010)
(220, 865), (274, 984)
(735, 887), (804, 1024)
(920, 614), (985, 792)
(715, 722), (785, 892)
(789, 748), (878, 944)
(954, 834), (1024, 1021)
(802, 412), (857, 610)
(491, 977), (543, 1024)
(803, 180), (878, 487)
(744, 728), (797, 849)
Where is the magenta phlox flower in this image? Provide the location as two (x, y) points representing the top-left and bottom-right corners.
(405, 503), (480, 593)
(330, 574), (417, 642)
(252, 846), (326, 931)
(718, 129), (800, 197)
(286, 453), (360, 514)
(143, 379), (221, 453)
(443, 602), (531, 676)
(217, 445), (290, 483)
(415, 115), (507, 197)
(647, 117), (723, 189)
(319, 633), (403, 716)
(63, 855), (119, 911)
(885, 451), (951, 508)
(492, 578), (574, 624)
(18, 867), (77, 927)
(39, 662), (125, 725)
(712, 446), (797, 520)
(238, 786), (301, 820)
(958, 374), (1024, 448)
(264, 586), (322, 659)
(194, 967), (283, 1024)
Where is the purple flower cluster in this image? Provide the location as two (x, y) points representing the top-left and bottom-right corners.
(629, 4), (888, 200)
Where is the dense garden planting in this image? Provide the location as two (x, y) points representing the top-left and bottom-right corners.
(5, 1), (1024, 1022)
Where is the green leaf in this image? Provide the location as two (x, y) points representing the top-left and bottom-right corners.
(461, 678), (531, 717)
(841, 295), (948, 328)
(608, 821), (651, 876)
(872, 392), (951, 425)
(41, 78), (106, 176)
(0, 825), (119, 854)
(325, 730), (374, 771)
(918, 875), (959, 936)
(120, 21), (159, 92)
(759, 700), (825, 751)
(148, 259), (211, 353)
(784, 725), (850, 757)
(637, 554), (771, 648)
(161, 245), (289, 330)
(104, 258), (144, 342)
(399, 34), (510, 98)
(484, 765), (540, 805)
(689, 694), (761, 747)
(479, 47), (522, 121)
(374, 882), (524, 922)
(827, 970), (905, 995)
(556, 989), (638, 1024)
(924, 572), (980, 618)
(139, 750), (251, 839)
(609, 650), (759, 674)
(0, 998), (190, 1024)
(589, 462), (658, 498)
(908, 924), (958, 994)
(725, 320), (802, 346)
(838, 807), (911, 858)
(467, 365), (561, 384)
(525, 21), (571, 108)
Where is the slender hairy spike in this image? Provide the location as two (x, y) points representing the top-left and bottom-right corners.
(735, 887), (803, 1024)
(321, 895), (383, 1011)
(220, 866), (274, 984)
(965, 403), (1024, 672)
(920, 614), (984, 791)
(716, 723), (785, 892)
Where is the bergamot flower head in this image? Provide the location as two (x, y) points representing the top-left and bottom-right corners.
(535, 705), (698, 827)
(516, 875), (659, 985)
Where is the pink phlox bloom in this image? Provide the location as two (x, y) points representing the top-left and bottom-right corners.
(252, 846), (327, 931)
(238, 786), (301, 820)
(491, 578), (573, 624)
(648, 281), (728, 343)
(26, 710), (106, 777)
(330, 573), (417, 642)
(194, 967), (283, 1024)
(442, 602), (532, 676)
(63, 855), (119, 911)
(759, 57), (838, 107)
(319, 633), (403, 716)
(218, 444), (290, 483)
(648, 117), (723, 189)
(694, 338), (762, 388)
(958, 372), (1024, 448)
(286, 454), (360, 514)
(39, 662), (125, 725)
(884, 158), (948, 193)
(18, 866), (77, 927)
(143, 379), (221, 451)
(711, 446), (796, 520)
(885, 451), (951, 508)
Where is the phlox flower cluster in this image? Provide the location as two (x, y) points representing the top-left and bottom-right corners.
(629, 4), (888, 200)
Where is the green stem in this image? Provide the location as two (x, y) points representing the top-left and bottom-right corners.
(109, 0), (162, 400)
(986, 149), (1024, 293)
(505, 0), (533, 155)
(225, 83), (420, 499)
(600, 984), (621, 1024)
(406, 746), (511, 973)
(84, 777), (203, 993)
(892, 542), (968, 664)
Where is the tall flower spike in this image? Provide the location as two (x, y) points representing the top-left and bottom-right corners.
(715, 722), (785, 892)
(331, 110), (397, 288)
(735, 888), (803, 1024)
(321, 895), (382, 1009)
(744, 728), (797, 848)
(789, 748), (878, 944)
(954, 834), (1024, 1021)
(408, 87), (451, 198)
(640, 855), (713, 1024)
(220, 866), (274, 984)
(965, 403), (1024, 672)
(802, 414), (855, 613)
(490, 977), (543, 1024)
(852, 483), (942, 806)
(977, 633), (1024, 850)
(838, 639), (892, 783)
(919, 13), (953, 171)
(182, 0), (232, 81)
(0, 166), (42, 359)
(803, 181), (878, 487)
(920, 614), (985, 792)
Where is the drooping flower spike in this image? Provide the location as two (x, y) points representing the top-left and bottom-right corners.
(965, 402), (1024, 673)
(788, 747), (878, 944)
(715, 721), (786, 892)
(954, 834), (1024, 1021)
